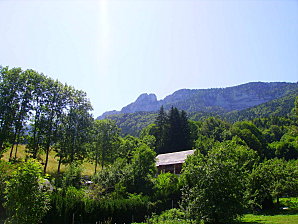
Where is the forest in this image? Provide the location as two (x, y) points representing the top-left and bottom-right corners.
(0, 66), (298, 224)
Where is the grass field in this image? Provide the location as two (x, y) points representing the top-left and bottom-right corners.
(2, 145), (96, 176)
(241, 198), (298, 224)
(242, 213), (298, 224)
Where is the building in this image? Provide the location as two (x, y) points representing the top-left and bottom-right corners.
(156, 149), (195, 174)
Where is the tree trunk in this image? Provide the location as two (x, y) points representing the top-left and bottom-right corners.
(9, 144), (14, 161)
(14, 143), (19, 159)
(44, 144), (50, 173)
(94, 153), (98, 174)
(9, 128), (20, 160)
(0, 139), (4, 154)
(58, 155), (62, 174)
(32, 109), (40, 159)
(101, 156), (104, 169)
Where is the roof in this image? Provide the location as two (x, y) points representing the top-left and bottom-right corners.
(156, 149), (195, 166)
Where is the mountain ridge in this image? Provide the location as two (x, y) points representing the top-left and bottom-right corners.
(97, 81), (298, 120)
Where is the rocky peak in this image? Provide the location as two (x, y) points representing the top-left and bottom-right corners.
(135, 93), (157, 104)
(121, 93), (159, 113)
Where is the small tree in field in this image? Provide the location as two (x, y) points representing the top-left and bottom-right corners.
(4, 159), (51, 224)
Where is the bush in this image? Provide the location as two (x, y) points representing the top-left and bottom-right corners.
(48, 190), (152, 224)
(141, 208), (193, 224)
(62, 162), (83, 188)
(4, 159), (51, 224)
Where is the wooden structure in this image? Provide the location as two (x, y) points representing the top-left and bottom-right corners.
(156, 149), (195, 174)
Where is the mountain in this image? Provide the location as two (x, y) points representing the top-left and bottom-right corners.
(121, 93), (160, 113)
(98, 82), (298, 119)
(222, 88), (298, 123)
(97, 82), (298, 136)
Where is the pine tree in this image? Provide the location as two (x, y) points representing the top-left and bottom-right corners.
(154, 106), (192, 154)
(155, 106), (169, 154)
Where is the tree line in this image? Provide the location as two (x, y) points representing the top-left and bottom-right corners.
(0, 66), (93, 172)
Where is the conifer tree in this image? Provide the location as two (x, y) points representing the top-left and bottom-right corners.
(154, 106), (192, 154)
(155, 106), (169, 154)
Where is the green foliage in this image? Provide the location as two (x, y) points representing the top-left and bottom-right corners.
(92, 158), (129, 197)
(154, 106), (169, 154)
(3, 159), (51, 224)
(144, 208), (193, 224)
(295, 96), (298, 117)
(224, 88), (298, 122)
(263, 124), (286, 143)
(51, 189), (151, 223)
(0, 67), (93, 170)
(153, 107), (192, 154)
(93, 143), (156, 196)
(153, 173), (180, 201)
(87, 119), (121, 173)
(245, 159), (298, 210)
(181, 140), (258, 224)
(0, 67), (31, 157)
(53, 186), (84, 215)
(106, 111), (157, 136)
(0, 161), (14, 200)
(126, 144), (157, 194)
(62, 162), (83, 188)
(194, 135), (217, 155)
(54, 91), (93, 166)
(200, 116), (232, 142)
(117, 135), (142, 160)
(232, 121), (267, 157)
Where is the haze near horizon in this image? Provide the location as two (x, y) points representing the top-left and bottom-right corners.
(0, 0), (297, 116)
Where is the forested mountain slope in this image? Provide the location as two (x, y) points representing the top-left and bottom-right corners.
(222, 88), (298, 123)
(98, 82), (298, 120)
(98, 82), (298, 136)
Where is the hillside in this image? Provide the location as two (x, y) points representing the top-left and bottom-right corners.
(98, 82), (298, 119)
(99, 82), (298, 136)
(223, 88), (298, 123)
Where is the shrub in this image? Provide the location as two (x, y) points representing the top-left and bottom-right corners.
(4, 159), (51, 224)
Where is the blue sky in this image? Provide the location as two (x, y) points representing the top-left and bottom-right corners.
(0, 0), (297, 116)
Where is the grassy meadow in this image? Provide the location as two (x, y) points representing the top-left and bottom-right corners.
(2, 145), (96, 176)
(241, 198), (298, 224)
(242, 213), (298, 224)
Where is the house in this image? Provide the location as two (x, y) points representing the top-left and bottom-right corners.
(156, 149), (195, 174)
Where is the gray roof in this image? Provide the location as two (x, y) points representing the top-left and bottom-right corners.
(156, 149), (195, 166)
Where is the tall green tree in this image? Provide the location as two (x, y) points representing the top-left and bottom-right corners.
(26, 71), (48, 159)
(154, 106), (192, 154)
(0, 67), (23, 156)
(8, 69), (34, 160)
(155, 106), (169, 154)
(55, 88), (93, 172)
(88, 119), (120, 173)
(39, 79), (68, 173)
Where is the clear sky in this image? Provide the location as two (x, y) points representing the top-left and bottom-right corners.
(0, 0), (297, 116)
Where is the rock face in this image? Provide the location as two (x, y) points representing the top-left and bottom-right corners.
(97, 82), (298, 119)
(121, 93), (160, 113)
